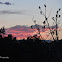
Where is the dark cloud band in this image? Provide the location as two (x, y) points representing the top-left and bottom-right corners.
(0, 2), (13, 5)
(0, 11), (21, 14)
(0, 10), (28, 15)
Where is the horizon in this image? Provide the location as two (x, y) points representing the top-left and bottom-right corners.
(3, 25), (62, 40)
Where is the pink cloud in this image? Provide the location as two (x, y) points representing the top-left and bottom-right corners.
(5, 25), (61, 40)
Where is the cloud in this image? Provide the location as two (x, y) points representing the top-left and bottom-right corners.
(5, 25), (58, 40)
(4, 2), (12, 5)
(0, 9), (31, 15)
(0, 2), (3, 4)
(0, 10), (26, 15)
(0, 2), (13, 5)
(0, 11), (20, 14)
(5, 25), (34, 39)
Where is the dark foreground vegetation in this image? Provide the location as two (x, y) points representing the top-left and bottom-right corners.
(0, 34), (62, 62)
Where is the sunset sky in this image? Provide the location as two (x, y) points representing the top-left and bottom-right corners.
(0, 0), (62, 28)
(0, 0), (62, 40)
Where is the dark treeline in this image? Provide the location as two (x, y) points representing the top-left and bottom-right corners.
(0, 34), (62, 62)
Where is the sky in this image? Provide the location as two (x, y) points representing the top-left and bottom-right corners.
(0, 0), (62, 40)
(0, 0), (62, 28)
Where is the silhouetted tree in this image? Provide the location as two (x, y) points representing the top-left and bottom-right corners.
(8, 34), (13, 40)
(0, 27), (5, 38)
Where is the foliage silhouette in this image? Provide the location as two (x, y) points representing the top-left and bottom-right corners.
(31, 4), (61, 41)
(0, 34), (62, 62)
